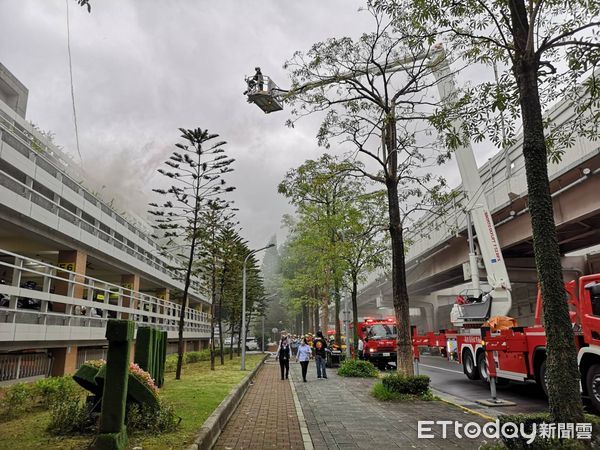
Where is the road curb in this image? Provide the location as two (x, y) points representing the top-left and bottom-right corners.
(289, 364), (314, 450)
(431, 388), (495, 421)
(186, 353), (269, 450)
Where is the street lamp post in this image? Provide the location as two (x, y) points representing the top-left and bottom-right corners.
(241, 243), (274, 371)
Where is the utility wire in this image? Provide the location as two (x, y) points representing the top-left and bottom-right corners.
(66, 0), (82, 161)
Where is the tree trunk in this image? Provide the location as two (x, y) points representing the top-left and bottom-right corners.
(320, 290), (329, 335)
(507, 0), (584, 423)
(237, 317), (242, 356)
(210, 302), (215, 371)
(218, 305), (224, 364)
(229, 323), (235, 360)
(384, 113), (413, 376)
(313, 303), (319, 333)
(210, 254), (217, 371)
(308, 304), (313, 333)
(176, 232), (197, 380)
(351, 272), (359, 359)
(334, 279), (341, 346)
(218, 266), (226, 365)
(302, 303), (308, 335)
(513, 59), (584, 424)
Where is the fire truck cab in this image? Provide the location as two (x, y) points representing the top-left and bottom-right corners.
(359, 317), (397, 370)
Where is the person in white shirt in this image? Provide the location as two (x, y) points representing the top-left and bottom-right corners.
(296, 338), (312, 382)
(357, 337), (364, 360)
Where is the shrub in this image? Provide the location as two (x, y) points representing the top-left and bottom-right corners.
(371, 381), (403, 401)
(127, 400), (180, 434)
(371, 380), (435, 402)
(0, 382), (36, 419)
(47, 397), (96, 435)
(337, 359), (379, 378)
(34, 376), (82, 407)
(382, 374), (430, 395)
(498, 413), (600, 450)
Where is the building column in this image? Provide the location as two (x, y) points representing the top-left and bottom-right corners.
(50, 345), (78, 376)
(121, 273), (140, 320)
(54, 250), (87, 313)
(156, 288), (170, 302)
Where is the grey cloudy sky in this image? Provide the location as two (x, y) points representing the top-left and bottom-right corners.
(0, 0), (495, 249)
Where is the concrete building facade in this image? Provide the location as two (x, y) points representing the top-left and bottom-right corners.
(0, 63), (210, 384)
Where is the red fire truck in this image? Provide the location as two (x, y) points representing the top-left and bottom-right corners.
(358, 317), (397, 370)
(412, 275), (600, 412)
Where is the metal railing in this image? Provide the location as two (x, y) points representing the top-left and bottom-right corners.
(0, 248), (210, 343)
(0, 105), (203, 295)
(0, 353), (52, 382)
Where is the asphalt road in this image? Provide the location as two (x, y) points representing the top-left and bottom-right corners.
(413, 355), (549, 415)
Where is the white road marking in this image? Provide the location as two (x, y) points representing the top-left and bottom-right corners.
(418, 363), (463, 374)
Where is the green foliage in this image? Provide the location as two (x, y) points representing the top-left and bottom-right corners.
(337, 359), (378, 378)
(126, 401), (180, 434)
(47, 397), (96, 435)
(165, 348), (232, 372)
(498, 413), (600, 450)
(0, 376), (84, 421)
(34, 376), (82, 407)
(0, 382), (36, 419)
(382, 373), (430, 395)
(371, 380), (434, 402)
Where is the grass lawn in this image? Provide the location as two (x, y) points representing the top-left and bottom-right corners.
(0, 354), (264, 450)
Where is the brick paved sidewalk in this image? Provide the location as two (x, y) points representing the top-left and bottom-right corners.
(214, 360), (304, 450)
(290, 362), (494, 449)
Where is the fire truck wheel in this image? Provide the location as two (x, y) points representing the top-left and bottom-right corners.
(538, 360), (549, 398)
(477, 352), (489, 382)
(586, 364), (600, 413)
(463, 351), (479, 380)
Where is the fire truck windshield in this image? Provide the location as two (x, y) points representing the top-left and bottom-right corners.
(366, 324), (397, 340)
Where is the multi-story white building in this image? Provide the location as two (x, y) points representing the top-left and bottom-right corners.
(0, 62), (210, 383)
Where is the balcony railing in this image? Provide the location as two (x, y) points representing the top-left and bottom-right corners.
(0, 249), (210, 343)
(0, 105), (203, 295)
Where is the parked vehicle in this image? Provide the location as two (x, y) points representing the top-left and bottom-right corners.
(224, 336), (259, 351)
(358, 317), (397, 370)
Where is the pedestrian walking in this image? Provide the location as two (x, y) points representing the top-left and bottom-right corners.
(276, 336), (291, 380)
(290, 336), (299, 357)
(357, 337), (364, 360)
(313, 331), (328, 379)
(296, 337), (312, 382)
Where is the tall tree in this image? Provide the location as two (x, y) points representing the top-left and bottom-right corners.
(216, 226), (244, 364)
(284, 7), (452, 374)
(376, 0), (599, 422)
(196, 198), (237, 370)
(339, 189), (389, 357)
(149, 128), (235, 380)
(279, 154), (359, 344)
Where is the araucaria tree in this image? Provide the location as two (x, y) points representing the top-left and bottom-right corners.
(195, 198), (237, 371)
(284, 6), (452, 375)
(375, 0), (599, 422)
(149, 128), (235, 380)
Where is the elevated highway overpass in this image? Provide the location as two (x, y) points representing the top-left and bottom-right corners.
(356, 90), (600, 330)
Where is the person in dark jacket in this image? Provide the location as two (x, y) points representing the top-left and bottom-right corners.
(276, 336), (291, 380)
(313, 331), (328, 379)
